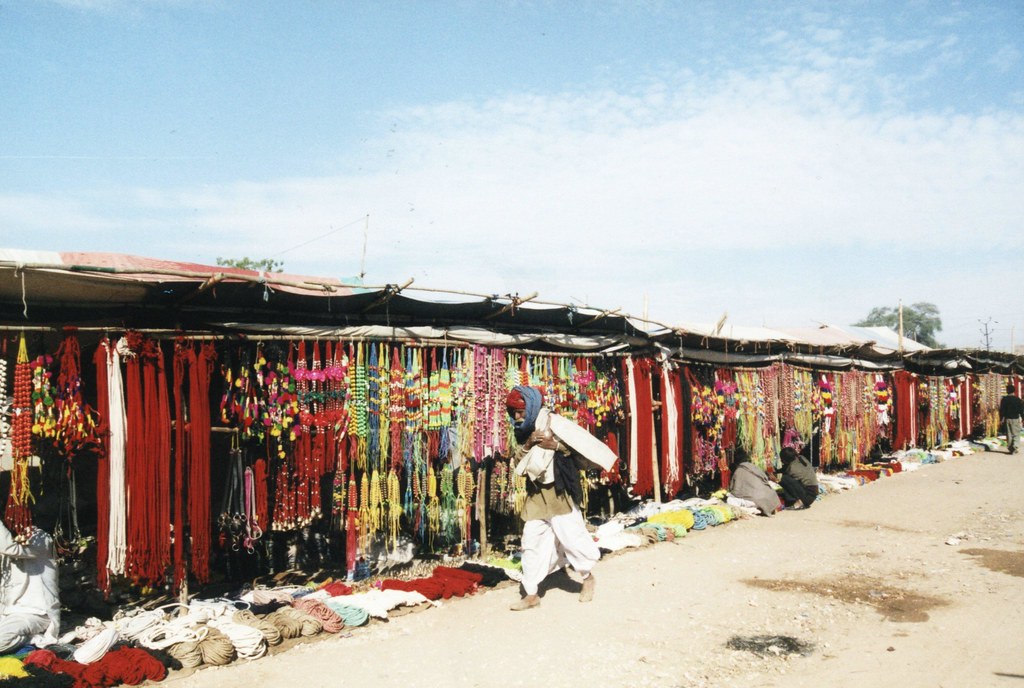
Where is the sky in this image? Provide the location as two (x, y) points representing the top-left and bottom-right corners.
(1, 0), (1022, 350)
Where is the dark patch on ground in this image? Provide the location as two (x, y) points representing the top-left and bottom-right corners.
(726, 634), (814, 657)
(742, 576), (948, 622)
(960, 548), (1024, 578)
(837, 519), (920, 534)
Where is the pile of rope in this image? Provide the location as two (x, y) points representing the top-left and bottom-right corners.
(646, 508), (695, 533)
(233, 609), (283, 646)
(379, 565), (483, 600)
(0, 657), (29, 679)
(318, 580), (353, 596)
(291, 598), (345, 634)
(23, 647), (166, 687)
(625, 523), (671, 542)
(165, 626), (236, 668)
(45, 581), (401, 680)
(321, 599), (370, 627)
(107, 599), (274, 667)
(457, 562), (511, 587)
(264, 607), (322, 638)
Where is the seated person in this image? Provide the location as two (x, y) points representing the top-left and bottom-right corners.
(728, 447), (780, 516)
(0, 509), (60, 654)
(778, 446), (819, 510)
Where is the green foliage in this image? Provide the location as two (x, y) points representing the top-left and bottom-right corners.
(215, 256), (284, 273)
(855, 302), (942, 347)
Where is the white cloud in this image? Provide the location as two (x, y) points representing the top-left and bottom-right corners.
(4, 66), (1021, 344)
(990, 44), (1022, 73)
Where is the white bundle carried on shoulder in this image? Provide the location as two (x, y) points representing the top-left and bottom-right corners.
(514, 408), (617, 483)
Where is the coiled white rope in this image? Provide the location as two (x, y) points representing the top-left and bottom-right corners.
(72, 627), (121, 664)
(206, 616), (267, 660)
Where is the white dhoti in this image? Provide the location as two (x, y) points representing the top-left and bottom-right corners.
(520, 508), (600, 596)
(0, 612), (49, 654)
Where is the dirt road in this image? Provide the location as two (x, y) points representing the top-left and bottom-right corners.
(165, 450), (1024, 688)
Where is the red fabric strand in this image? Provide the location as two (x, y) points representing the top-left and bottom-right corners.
(659, 367), (685, 497)
(172, 340), (189, 589)
(25, 646), (167, 687)
(253, 457), (269, 535)
(123, 335), (172, 586)
(892, 370), (917, 450)
(623, 358), (655, 497)
(188, 342), (216, 583)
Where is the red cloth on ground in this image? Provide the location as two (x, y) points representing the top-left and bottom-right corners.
(379, 566), (483, 600)
(321, 580), (353, 596)
(25, 647), (166, 688)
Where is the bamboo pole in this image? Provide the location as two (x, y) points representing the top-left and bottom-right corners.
(482, 292), (539, 320)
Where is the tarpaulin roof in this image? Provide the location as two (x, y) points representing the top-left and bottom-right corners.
(1, 248), (1018, 371)
(0, 249), (649, 347)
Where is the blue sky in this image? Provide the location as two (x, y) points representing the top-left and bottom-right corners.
(2, 0), (1022, 349)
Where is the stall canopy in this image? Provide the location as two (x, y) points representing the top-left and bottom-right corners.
(1, 248), (1019, 370)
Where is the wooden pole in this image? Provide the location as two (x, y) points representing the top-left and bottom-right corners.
(482, 292), (539, 320)
(898, 300), (904, 354)
(650, 395), (662, 504)
(476, 461), (489, 557)
(360, 214), (369, 279)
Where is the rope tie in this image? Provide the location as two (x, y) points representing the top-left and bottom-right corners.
(247, 587), (302, 605)
(233, 609), (283, 646)
(138, 622), (206, 651)
(207, 616), (268, 659)
(111, 607), (166, 641)
(167, 625), (236, 667)
(72, 626), (121, 664)
(263, 609), (305, 639)
(292, 598), (345, 633)
(274, 607), (322, 636)
(321, 599), (370, 627)
(688, 508), (708, 530)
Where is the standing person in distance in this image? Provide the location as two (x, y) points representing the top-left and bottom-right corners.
(1000, 383), (1023, 454)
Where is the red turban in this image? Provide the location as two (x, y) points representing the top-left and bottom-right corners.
(505, 389), (526, 410)
(506, 387), (544, 410)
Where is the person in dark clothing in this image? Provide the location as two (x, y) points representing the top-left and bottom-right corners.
(728, 447), (780, 516)
(777, 446), (818, 509)
(999, 383), (1023, 454)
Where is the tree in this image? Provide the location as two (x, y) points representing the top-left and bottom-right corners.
(215, 257), (284, 273)
(855, 302), (942, 348)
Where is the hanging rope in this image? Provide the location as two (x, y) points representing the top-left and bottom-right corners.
(105, 338), (129, 579)
(172, 339), (190, 590)
(189, 341), (217, 583)
(5, 333), (33, 538)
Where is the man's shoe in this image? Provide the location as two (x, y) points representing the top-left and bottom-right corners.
(579, 574), (596, 603)
(510, 595), (540, 611)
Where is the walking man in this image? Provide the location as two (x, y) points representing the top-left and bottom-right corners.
(1000, 383), (1023, 454)
(506, 385), (616, 611)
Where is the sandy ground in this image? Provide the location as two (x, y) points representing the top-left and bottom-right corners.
(163, 450), (1024, 688)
